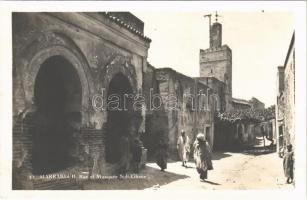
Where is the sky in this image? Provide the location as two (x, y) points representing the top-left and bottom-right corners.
(134, 11), (294, 107)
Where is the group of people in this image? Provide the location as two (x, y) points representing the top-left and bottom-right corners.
(155, 130), (213, 182)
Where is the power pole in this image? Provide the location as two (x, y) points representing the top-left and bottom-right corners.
(204, 14), (212, 34)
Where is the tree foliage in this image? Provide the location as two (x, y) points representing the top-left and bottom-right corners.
(216, 105), (275, 124)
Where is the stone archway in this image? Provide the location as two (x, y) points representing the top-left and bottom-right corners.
(105, 73), (135, 164)
(23, 45), (92, 119)
(32, 55), (82, 174)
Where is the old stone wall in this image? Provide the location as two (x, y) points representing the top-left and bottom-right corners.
(196, 77), (226, 112)
(13, 12), (150, 188)
(141, 63), (169, 159)
(276, 33), (295, 152)
(153, 68), (215, 160)
(284, 42), (295, 147)
(199, 45), (232, 96)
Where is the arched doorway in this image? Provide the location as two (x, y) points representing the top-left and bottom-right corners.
(106, 73), (134, 163)
(32, 55), (82, 174)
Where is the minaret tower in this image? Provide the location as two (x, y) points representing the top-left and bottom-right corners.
(210, 12), (222, 48)
(200, 12), (232, 110)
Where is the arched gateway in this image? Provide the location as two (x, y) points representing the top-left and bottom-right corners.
(106, 73), (135, 164)
(32, 55), (82, 174)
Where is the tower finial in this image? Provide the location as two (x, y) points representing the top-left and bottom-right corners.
(215, 11), (222, 22)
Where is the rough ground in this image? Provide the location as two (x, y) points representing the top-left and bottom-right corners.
(83, 148), (294, 190)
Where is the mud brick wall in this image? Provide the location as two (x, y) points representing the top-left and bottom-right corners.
(13, 12), (150, 188)
(13, 116), (23, 163)
(13, 113), (37, 189)
(276, 34), (295, 151)
(142, 64), (169, 159)
(153, 68), (216, 160)
(284, 46), (295, 147)
(80, 128), (106, 174)
(13, 113), (36, 171)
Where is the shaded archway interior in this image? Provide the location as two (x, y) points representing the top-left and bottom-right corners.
(106, 73), (134, 163)
(32, 55), (82, 174)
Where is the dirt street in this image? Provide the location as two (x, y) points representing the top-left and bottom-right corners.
(83, 150), (294, 190)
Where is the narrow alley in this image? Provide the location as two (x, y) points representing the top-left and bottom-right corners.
(83, 147), (294, 190)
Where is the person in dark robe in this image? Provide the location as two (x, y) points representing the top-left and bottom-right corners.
(156, 137), (168, 171)
(193, 133), (213, 181)
(119, 135), (130, 175)
(131, 138), (143, 173)
(283, 144), (294, 184)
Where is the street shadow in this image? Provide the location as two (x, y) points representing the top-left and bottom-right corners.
(241, 145), (276, 156)
(212, 152), (232, 160)
(82, 165), (189, 190)
(184, 165), (195, 169)
(165, 152), (232, 161)
(203, 180), (221, 185)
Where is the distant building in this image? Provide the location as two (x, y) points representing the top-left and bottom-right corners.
(199, 14), (271, 150)
(276, 32), (295, 153)
(231, 97), (265, 111)
(249, 97), (265, 110)
(232, 98), (252, 110)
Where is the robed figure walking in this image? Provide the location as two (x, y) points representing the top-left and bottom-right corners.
(177, 130), (190, 167)
(193, 133), (213, 181)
